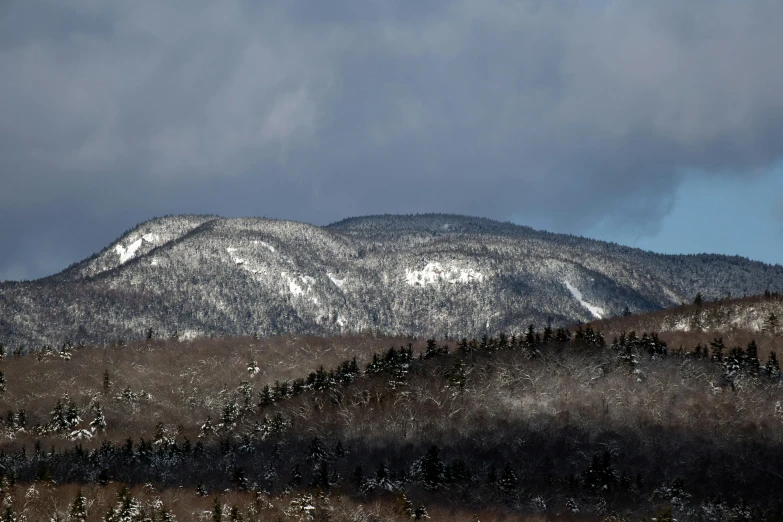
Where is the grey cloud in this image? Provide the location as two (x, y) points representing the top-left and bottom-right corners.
(2, 0), (783, 279)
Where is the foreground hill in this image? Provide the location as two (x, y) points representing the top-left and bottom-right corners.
(0, 310), (781, 520)
(2, 213), (783, 348)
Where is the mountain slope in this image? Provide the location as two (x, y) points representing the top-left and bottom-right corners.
(2, 214), (782, 348)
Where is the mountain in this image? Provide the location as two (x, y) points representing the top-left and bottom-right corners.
(2, 213), (782, 348)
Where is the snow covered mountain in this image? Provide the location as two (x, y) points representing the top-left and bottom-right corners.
(2, 214), (782, 348)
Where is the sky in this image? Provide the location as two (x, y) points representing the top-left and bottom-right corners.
(1, 0), (783, 281)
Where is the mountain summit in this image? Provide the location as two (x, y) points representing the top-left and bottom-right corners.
(2, 214), (782, 348)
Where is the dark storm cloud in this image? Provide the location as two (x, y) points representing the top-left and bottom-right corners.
(2, 0), (783, 280)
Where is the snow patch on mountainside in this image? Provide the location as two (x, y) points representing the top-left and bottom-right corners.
(405, 262), (484, 286)
(328, 273), (346, 289)
(115, 238), (143, 263)
(115, 234), (159, 264)
(564, 281), (605, 319)
(281, 272), (317, 297)
(255, 240), (276, 253)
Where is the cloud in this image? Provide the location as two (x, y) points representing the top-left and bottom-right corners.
(2, 0), (783, 278)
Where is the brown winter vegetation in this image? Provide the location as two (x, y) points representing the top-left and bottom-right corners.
(0, 300), (782, 520)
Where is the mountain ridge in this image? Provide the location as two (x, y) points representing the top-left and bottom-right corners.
(2, 213), (782, 348)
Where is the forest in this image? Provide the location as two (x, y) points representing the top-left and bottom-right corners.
(0, 303), (782, 521)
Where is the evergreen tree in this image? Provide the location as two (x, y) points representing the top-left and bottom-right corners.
(0, 372), (4, 393)
(306, 437), (328, 463)
(420, 445), (444, 491)
(413, 503), (430, 519)
(524, 325), (536, 348)
(555, 328), (572, 343)
(65, 397), (81, 430)
(445, 359), (467, 390)
(212, 497), (223, 522)
(334, 440), (346, 458)
(764, 313), (779, 335)
(69, 487), (88, 522)
(90, 402), (106, 433)
(103, 370), (111, 393)
(49, 398), (68, 433)
(228, 506), (243, 522)
(496, 464), (519, 495)
(542, 321), (553, 344)
(258, 385), (274, 407)
(766, 351), (781, 379)
(2, 505), (17, 522)
(745, 340), (760, 374)
(710, 338), (725, 362)
(312, 460), (330, 490)
(289, 464), (302, 487)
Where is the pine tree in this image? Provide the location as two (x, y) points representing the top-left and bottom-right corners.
(103, 370), (111, 393)
(229, 506), (243, 522)
(413, 503), (430, 519)
(212, 497), (223, 522)
(445, 359), (467, 390)
(764, 313), (779, 335)
(745, 340), (760, 374)
(524, 325), (536, 348)
(420, 445), (444, 491)
(196, 481), (208, 497)
(50, 398), (68, 433)
(2, 505), (17, 522)
(69, 487), (88, 522)
(766, 351), (781, 379)
(312, 460), (330, 490)
(65, 397), (81, 430)
(90, 402), (106, 433)
(496, 464), (519, 495)
(710, 338), (725, 363)
(289, 464), (302, 487)
(334, 440), (346, 458)
(0, 372), (5, 393)
(555, 328), (571, 343)
(258, 385), (274, 407)
(306, 437), (328, 463)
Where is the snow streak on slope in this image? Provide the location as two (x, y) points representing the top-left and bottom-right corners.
(564, 281), (605, 319)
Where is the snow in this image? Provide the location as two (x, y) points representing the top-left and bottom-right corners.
(564, 281), (605, 319)
(405, 262), (484, 286)
(327, 273), (346, 289)
(257, 240), (276, 253)
(150, 258), (159, 267)
(115, 238), (143, 263)
(281, 272), (304, 296)
(115, 234), (158, 264)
